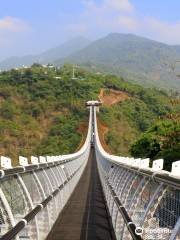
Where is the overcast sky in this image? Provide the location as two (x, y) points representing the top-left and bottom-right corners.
(0, 0), (180, 60)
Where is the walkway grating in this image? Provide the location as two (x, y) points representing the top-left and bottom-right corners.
(46, 149), (115, 240)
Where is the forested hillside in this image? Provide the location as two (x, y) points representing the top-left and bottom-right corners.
(58, 33), (180, 90)
(130, 117), (180, 171)
(2, 33), (180, 91)
(0, 64), (179, 169)
(0, 64), (101, 165)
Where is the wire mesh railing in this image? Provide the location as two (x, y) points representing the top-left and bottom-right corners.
(0, 109), (92, 240)
(93, 106), (180, 240)
(0, 103), (180, 240)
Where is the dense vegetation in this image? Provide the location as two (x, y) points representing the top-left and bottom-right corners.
(0, 64), (102, 165)
(130, 112), (180, 171)
(2, 33), (180, 91)
(97, 76), (180, 170)
(0, 64), (179, 169)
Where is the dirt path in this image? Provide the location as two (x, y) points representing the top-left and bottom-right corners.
(99, 88), (130, 106)
(77, 88), (127, 153)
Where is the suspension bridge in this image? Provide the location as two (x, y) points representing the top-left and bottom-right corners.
(0, 101), (180, 240)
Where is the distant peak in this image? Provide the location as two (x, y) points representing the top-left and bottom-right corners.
(107, 33), (135, 37)
(105, 32), (167, 44)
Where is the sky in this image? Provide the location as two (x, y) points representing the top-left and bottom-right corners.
(1, 0), (180, 60)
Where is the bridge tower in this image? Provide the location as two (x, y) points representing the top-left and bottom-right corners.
(86, 100), (102, 145)
(86, 100), (102, 111)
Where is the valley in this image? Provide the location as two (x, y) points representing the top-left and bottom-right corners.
(0, 64), (179, 169)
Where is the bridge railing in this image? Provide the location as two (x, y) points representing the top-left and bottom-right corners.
(93, 106), (180, 240)
(0, 109), (92, 240)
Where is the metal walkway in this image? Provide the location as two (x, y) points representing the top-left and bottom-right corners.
(1, 104), (180, 240)
(46, 149), (115, 240)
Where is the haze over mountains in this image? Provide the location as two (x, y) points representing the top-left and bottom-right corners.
(60, 33), (180, 90)
(0, 37), (91, 70)
(1, 33), (180, 90)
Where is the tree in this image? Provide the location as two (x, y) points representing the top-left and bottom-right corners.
(130, 119), (180, 170)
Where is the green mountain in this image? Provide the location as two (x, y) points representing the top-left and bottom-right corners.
(1, 33), (180, 91)
(0, 64), (178, 169)
(56, 33), (180, 91)
(0, 37), (91, 70)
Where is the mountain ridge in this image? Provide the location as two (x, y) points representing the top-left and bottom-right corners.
(55, 33), (180, 90)
(1, 33), (180, 90)
(0, 37), (91, 70)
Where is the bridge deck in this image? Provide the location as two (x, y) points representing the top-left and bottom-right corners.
(46, 149), (115, 240)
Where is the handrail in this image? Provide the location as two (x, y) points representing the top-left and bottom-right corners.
(0, 163), (83, 240)
(93, 106), (180, 240)
(0, 105), (179, 240)
(106, 161), (180, 189)
(93, 106), (180, 188)
(0, 108), (93, 239)
(106, 179), (142, 240)
(0, 108), (92, 179)
(93, 106), (143, 240)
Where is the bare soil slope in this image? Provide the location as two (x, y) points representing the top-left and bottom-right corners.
(99, 88), (131, 106)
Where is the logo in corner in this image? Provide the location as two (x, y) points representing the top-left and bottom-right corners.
(135, 227), (143, 236)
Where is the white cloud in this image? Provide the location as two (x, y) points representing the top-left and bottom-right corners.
(0, 16), (30, 58)
(117, 16), (139, 31)
(81, 1), (180, 44)
(83, 0), (134, 14)
(80, 0), (136, 33)
(144, 17), (180, 44)
(105, 0), (134, 13)
(0, 16), (28, 32)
